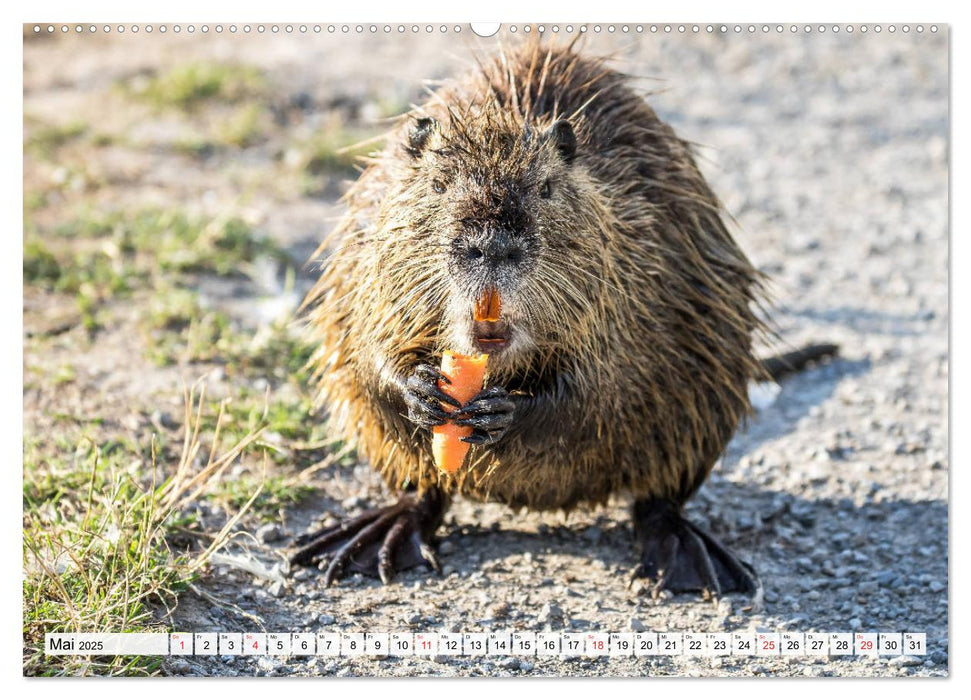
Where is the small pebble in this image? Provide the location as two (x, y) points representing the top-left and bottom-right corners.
(889, 656), (924, 667)
(256, 523), (283, 544)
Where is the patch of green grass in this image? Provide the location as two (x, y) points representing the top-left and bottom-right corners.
(138, 281), (314, 380)
(139, 287), (200, 334)
(23, 389), (269, 676)
(28, 206), (296, 358)
(184, 378), (336, 472)
(120, 210), (284, 277)
(50, 412), (106, 427)
(297, 127), (381, 176)
(53, 364), (77, 385)
(51, 213), (118, 240)
(23, 239), (63, 287)
(129, 63), (264, 111)
(289, 124), (383, 196)
(171, 136), (216, 159)
(23, 238), (132, 320)
(43, 208), (286, 280)
(25, 120), (88, 159)
(229, 316), (315, 380)
(217, 103), (268, 149)
(90, 132), (116, 147)
(220, 390), (319, 443)
(24, 190), (49, 213)
(138, 288), (237, 367)
(206, 474), (314, 523)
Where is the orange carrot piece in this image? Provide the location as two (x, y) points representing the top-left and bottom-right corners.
(432, 351), (488, 473)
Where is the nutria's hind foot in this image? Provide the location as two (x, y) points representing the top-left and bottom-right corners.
(289, 488), (448, 586)
(630, 498), (761, 601)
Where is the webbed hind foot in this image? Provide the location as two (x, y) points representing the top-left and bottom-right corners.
(630, 498), (761, 600)
(289, 488), (448, 586)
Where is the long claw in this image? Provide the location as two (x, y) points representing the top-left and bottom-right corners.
(413, 530), (441, 574)
(452, 413), (508, 429)
(416, 401), (452, 423)
(378, 516), (410, 585)
(455, 395), (515, 420)
(460, 429), (495, 445)
(427, 387), (462, 409)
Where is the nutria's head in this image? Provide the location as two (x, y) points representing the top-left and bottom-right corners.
(374, 106), (613, 371)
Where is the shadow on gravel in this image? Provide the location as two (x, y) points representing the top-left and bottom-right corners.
(724, 355), (873, 467)
(431, 489), (945, 572)
(424, 488), (946, 632)
(439, 521), (635, 572)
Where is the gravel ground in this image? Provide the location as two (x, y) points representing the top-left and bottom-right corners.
(24, 27), (948, 677)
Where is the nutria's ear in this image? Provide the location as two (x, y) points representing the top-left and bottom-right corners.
(406, 116), (438, 158)
(546, 119), (577, 164)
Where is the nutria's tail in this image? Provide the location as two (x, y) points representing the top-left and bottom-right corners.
(761, 343), (839, 381)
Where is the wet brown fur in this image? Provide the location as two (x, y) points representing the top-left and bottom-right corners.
(302, 39), (769, 512)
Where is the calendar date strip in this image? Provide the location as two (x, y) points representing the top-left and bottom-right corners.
(45, 631), (927, 658)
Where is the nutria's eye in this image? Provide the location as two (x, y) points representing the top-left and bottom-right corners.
(432, 180), (446, 194)
(540, 179), (552, 199)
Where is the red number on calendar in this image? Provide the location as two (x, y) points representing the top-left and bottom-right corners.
(861, 640), (873, 650)
(762, 640), (775, 650)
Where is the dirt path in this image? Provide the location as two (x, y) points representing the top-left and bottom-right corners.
(23, 27), (948, 677)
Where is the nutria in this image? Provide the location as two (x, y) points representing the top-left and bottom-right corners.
(290, 40), (836, 597)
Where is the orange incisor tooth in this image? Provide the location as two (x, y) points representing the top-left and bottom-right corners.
(475, 289), (502, 322)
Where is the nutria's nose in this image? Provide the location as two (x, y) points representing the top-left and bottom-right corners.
(459, 229), (525, 269)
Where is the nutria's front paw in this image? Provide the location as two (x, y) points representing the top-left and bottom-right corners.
(454, 386), (516, 445)
(403, 364), (462, 430)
